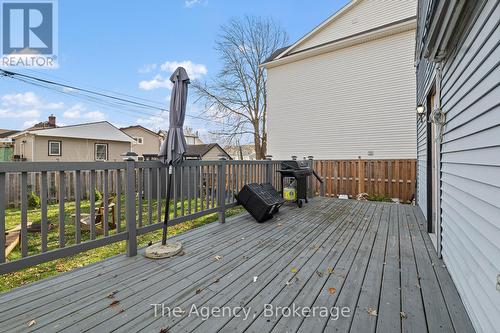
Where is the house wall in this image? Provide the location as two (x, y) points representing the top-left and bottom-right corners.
(27, 136), (130, 162)
(293, 0), (417, 53)
(185, 135), (203, 145)
(121, 127), (160, 157)
(13, 133), (35, 160)
(416, 1), (500, 332)
(203, 146), (230, 160)
(266, 29), (417, 160)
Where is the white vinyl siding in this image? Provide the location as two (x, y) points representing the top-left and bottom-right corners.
(267, 29), (416, 160)
(416, 1), (500, 332)
(292, 0), (417, 53)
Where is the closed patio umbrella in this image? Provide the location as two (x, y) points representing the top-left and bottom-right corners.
(145, 67), (190, 259)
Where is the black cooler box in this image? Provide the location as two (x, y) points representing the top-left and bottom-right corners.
(236, 183), (284, 222)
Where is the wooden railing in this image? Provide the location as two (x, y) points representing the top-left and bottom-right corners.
(313, 159), (416, 202)
(0, 159), (294, 274)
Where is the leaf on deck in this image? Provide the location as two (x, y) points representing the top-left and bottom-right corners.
(109, 300), (120, 307)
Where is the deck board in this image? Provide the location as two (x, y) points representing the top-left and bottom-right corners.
(0, 198), (475, 333)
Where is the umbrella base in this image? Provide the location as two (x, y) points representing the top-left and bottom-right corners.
(145, 241), (183, 259)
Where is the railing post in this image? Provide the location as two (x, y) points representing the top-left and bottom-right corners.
(125, 159), (137, 256)
(265, 155), (273, 184)
(217, 157), (226, 224)
(0, 171), (5, 263)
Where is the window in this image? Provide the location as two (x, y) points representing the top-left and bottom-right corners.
(48, 140), (61, 156)
(133, 137), (144, 144)
(95, 143), (108, 161)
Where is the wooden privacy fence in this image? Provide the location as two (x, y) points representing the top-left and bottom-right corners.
(313, 159), (416, 202)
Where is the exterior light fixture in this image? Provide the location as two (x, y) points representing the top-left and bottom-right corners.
(416, 104), (425, 121)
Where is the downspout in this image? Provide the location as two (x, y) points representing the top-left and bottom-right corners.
(31, 133), (35, 162)
(430, 62), (446, 258)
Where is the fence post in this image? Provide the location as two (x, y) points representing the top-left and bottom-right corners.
(307, 156), (314, 197)
(217, 157), (227, 224)
(358, 157), (365, 195)
(265, 155), (273, 184)
(125, 159), (137, 256)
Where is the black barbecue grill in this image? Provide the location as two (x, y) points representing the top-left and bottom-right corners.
(277, 160), (323, 207)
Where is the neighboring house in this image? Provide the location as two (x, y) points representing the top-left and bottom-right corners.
(262, 0), (417, 160)
(225, 145), (256, 160)
(0, 129), (18, 161)
(186, 143), (231, 160)
(415, 1), (499, 332)
(27, 114), (57, 130)
(120, 125), (161, 158)
(0, 138), (14, 162)
(10, 119), (133, 162)
(0, 129), (19, 138)
(158, 128), (204, 146)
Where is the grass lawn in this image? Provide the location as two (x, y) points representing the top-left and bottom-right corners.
(1, 196), (245, 293)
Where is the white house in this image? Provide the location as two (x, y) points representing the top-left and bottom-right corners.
(262, 0), (417, 160)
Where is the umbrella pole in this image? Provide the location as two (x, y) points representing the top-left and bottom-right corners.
(161, 169), (172, 245)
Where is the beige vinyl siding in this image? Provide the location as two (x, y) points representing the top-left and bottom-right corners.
(267, 29), (416, 160)
(121, 127), (160, 156)
(30, 136), (130, 162)
(293, 0), (417, 53)
(438, 2), (500, 332)
(202, 146), (229, 160)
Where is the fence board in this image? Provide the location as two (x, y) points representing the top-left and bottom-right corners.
(314, 159), (416, 202)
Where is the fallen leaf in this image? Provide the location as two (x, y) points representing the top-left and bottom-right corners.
(241, 237), (245, 240)
(195, 288), (202, 294)
(27, 320), (36, 327)
(367, 308), (378, 316)
(400, 311), (407, 319)
(109, 300), (120, 307)
(160, 327), (170, 333)
(214, 255), (222, 261)
(253, 276), (258, 282)
(277, 223), (283, 226)
(316, 270), (323, 277)
(290, 268), (297, 273)
(107, 291), (118, 299)
(119, 308), (125, 313)
(327, 267), (334, 274)
(328, 287), (336, 295)
(214, 278), (220, 283)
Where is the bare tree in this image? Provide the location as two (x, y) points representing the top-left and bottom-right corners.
(193, 16), (288, 159)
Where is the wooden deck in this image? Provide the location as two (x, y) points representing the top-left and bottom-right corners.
(0, 198), (474, 333)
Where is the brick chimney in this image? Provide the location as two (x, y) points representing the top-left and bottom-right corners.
(48, 114), (56, 127)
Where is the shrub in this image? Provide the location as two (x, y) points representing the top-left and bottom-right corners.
(28, 192), (40, 208)
(94, 188), (103, 201)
